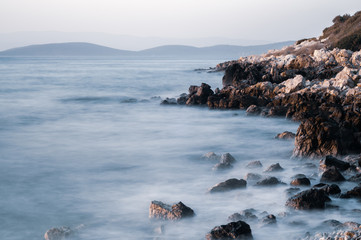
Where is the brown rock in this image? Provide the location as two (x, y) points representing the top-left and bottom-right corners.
(206, 221), (253, 240)
(149, 201), (195, 220)
(209, 178), (247, 193)
(286, 188), (331, 210)
(275, 131), (296, 140)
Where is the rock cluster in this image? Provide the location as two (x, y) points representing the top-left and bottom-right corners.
(177, 40), (361, 158)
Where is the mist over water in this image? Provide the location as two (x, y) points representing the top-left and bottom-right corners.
(1, 57), (359, 240)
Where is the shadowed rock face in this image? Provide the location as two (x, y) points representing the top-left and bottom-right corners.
(286, 188), (331, 210)
(209, 178), (247, 193)
(149, 201), (195, 220)
(320, 166), (346, 182)
(206, 221), (253, 240)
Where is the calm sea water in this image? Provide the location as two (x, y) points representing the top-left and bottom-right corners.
(0, 57), (358, 240)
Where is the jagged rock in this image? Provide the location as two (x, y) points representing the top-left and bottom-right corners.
(286, 188), (331, 210)
(264, 163), (284, 172)
(228, 209), (258, 222)
(209, 178), (247, 193)
(319, 155), (351, 171)
(340, 186), (361, 198)
(185, 83), (214, 105)
(202, 152), (221, 161)
(275, 131), (296, 140)
(245, 160), (263, 168)
(320, 166), (346, 182)
(220, 153), (237, 164)
(206, 221), (253, 240)
(256, 177), (285, 186)
(313, 183), (341, 195)
(244, 173), (262, 181)
(149, 201), (195, 220)
(245, 105), (262, 115)
(279, 75), (305, 94)
(44, 227), (72, 240)
(290, 177), (311, 186)
(260, 214), (277, 226)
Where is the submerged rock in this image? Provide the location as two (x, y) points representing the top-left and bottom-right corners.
(260, 214), (277, 226)
(340, 186), (361, 198)
(313, 183), (341, 195)
(264, 163), (284, 172)
(202, 152), (221, 161)
(220, 153), (237, 164)
(206, 221), (253, 240)
(209, 178), (247, 193)
(245, 160), (263, 168)
(256, 177), (285, 186)
(275, 131), (296, 140)
(149, 201), (195, 220)
(44, 227), (72, 240)
(290, 177), (311, 186)
(319, 155), (351, 171)
(286, 188), (331, 210)
(228, 209), (258, 222)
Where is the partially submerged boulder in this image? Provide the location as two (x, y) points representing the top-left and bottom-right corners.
(206, 221), (253, 240)
(209, 178), (247, 193)
(149, 201), (195, 220)
(286, 188), (331, 210)
(264, 163), (284, 172)
(256, 177), (285, 186)
(290, 177), (311, 186)
(313, 183), (341, 195)
(275, 131), (296, 140)
(319, 155), (350, 171)
(320, 166), (346, 182)
(44, 227), (72, 240)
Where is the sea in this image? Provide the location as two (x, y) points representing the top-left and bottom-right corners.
(0, 56), (359, 240)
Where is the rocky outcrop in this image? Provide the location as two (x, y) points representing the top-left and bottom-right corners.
(275, 131), (296, 140)
(149, 201), (195, 220)
(245, 160), (263, 168)
(44, 227), (72, 240)
(340, 186), (361, 198)
(286, 188), (331, 210)
(206, 221), (253, 240)
(209, 179), (247, 193)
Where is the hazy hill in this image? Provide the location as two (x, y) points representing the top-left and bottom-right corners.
(0, 41), (294, 59)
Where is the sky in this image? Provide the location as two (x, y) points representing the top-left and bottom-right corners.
(0, 0), (361, 49)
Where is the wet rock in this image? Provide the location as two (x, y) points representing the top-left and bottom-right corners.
(260, 214), (277, 226)
(212, 161), (233, 171)
(286, 188), (331, 210)
(322, 219), (343, 228)
(340, 186), (361, 198)
(202, 152), (221, 161)
(245, 160), (263, 169)
(256, 177), (285, 186)
(348, 173), (361, 182)
(275, 131), (296, 140)
(292, 174), (307, 179)
(290, 177), (311, 186)
(160, 98), (177, 105)
(44, 227), (72, 240)
(313, 183), (341, 195)
(209, 178), (247, 193)
(244, 173), (262, 181)
(319, 155), (351, 171)
(176, 93), (188, 105)
(186, 83), (214, 105)
(228, 209), (258, 222)
(285, 187), (301, 196)
(264, 163), (284, 172)
(320, 166), (346, 182)
(149, 201), (195, 220)
(245, 105), (261, 115)
(206, 221), (253, 240)
(220, 153), (237, 165)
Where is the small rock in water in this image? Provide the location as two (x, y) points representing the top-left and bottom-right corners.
(44, 227), (72, 240)
(228, 209), (258, 222)
(256, 177), (285, 186)
(246, 105), (262, 115)
(275, 131), (296, 140)
(201, 152), (221, 161)
(206, 221), (253, 240)
(149, 201), (195, 220)
(160, 97), (177, 105)
(313, 183), (341, 195)
(290, 177), (311, 186)
(348, 173), (361, 182)
(291, 174), (307, 179)
(260, 214), (277, 226)
(212, 161), (233, 170)
(286, 188), (331, 210)
(220, 153), (237, 164)
(285, 187), (301, 196)
(320, 166), (346, 182)
(340, 186), (361, 199)
(246, 160), (263, 168)
(244, 173), (262, 181)
(209, 178), (247, 193)
(264, 163), (284, 172)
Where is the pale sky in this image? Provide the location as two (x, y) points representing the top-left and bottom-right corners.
(0, 0), (361, 47)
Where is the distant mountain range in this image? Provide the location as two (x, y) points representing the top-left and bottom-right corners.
(0, 41), (294, 59)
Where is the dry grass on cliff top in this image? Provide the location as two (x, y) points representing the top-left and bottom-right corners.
(321, 11), (361, 51)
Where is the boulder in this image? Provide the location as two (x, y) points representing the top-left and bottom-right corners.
(348, 173), (361, 182)
(340, 186), (361, 198)
(206, 221), (253, 240)
(213, 161), (233, 171)
(264, 163), (284, 172)
(244, 173), (262, 181)
(290, 177), (311, 186)
(149, 201), (195, 220)
(320, 166), (346, 182)
(186, 83), (214, 105)
(44, 227), (72, 240)
(209, 179), (247, 193)
(313, 183), (341, 195)
(256, 177), (285, 186)
(202, 152), (221, 161)
(286, 188), (331, 210)
(260, 214), (277, 226)
(275, 131), (296, 140)
(319, 155), (351, 171)
(245, 160), (263, 168)
(220, 153), (237, 164)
